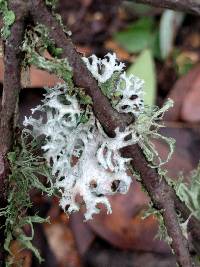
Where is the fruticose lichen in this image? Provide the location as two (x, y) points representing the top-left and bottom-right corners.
(22, 24), (72, 87)
(175, 163), (200, 221)
(0, 132), (54, 265)
(24, 84), (132, 220)
(24, 53), (174, 220)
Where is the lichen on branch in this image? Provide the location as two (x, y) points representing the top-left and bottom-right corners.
(24, 53), (175, 220)
(0, 132), (54, 265)
(22, 24), (72, 85)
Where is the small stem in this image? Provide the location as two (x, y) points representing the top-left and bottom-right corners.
(0, 1), (27, 155)
(133, 0), (200, 16)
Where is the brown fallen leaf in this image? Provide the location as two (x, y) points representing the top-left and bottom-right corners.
(104, 40), (130, 61)
(84, 240), (177, 267)
(164, 64), (200, 122)
(8, 240), (32, 267)
(157, 126), (200, 177)
(86, 178), (170, 254)
(181, 71), (200, 122)
(70, 213), (96, 256)
(44, 217), (82, 267)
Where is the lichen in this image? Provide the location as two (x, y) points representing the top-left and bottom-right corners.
(24, 78), (174, 220)
(45, 0), (58, 9)
(20, 49), (175, 221)
(24, 84), (132, 220)
(82, 53), (125, 83)
(134, 100), (175, 167)
(22, 24), (72, 87)
(0, 0), (15, 39)
(45, 0), (71, 35)
(143, 204), (172, 245)
(175, 163), (200, 221)
(0, 132), (54, 265)
(83, 53), (145, 117)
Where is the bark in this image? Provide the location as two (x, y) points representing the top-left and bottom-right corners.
(0, 1), (27, 154)
(0, 0), (28, 264)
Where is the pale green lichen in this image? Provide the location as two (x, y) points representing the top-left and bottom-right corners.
(45, 0), (58, 9)
(45, 0), (71, 35)
(0, 0), (15, 39)
(135, 100), (175, 167)
(22, 24), (72, 87)
(143, 204), (172, 245)
(175, 163), (200, 221)
(0, 132), (54, 266)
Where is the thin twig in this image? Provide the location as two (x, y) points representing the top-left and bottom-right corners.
(30, 1), (198, 266)
(133, 0), (200, 16)
(0, 0), (28, 263)
(0, 0), (27, 155)
(121, 145), (193, 267)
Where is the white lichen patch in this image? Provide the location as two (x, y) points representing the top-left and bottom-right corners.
(83, 53), (144, 117)
(24, 84), (132, 220)
(82, 53), (125, 83)
(24, 53), (174, 220)
(115, 72), (144, 116)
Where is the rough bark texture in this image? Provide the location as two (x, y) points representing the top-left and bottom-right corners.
(0, 0), (27, 264)
(0, 154), (9, 265)
(134, 0), (200, 16)
(0, 0), (27, 155)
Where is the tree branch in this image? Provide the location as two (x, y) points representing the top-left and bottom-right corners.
(0, 0), (28, 263)
(133, 0), (200, 16)
(30, 0), (133, 137)
(0, 0), (27, 155)
(29, 1), (199, 266)
(121, 145), (193, 267)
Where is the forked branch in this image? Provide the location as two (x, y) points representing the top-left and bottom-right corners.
(0, 0), (199, 266)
